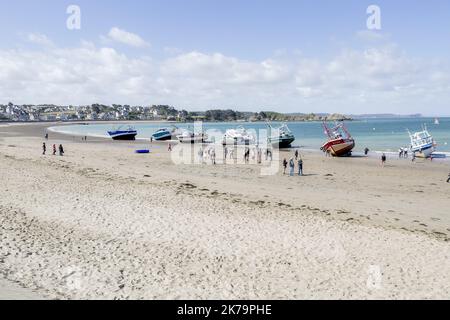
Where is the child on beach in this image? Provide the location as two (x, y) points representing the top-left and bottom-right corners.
(289, 158), (295, 176)
(381, 153), (387, 167)
(298, 157), (303, 176)
(283, 158), (288, 175)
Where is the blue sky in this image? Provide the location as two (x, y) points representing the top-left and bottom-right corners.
(1, 0), (450, 115)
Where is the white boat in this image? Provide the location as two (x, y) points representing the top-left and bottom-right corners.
(408, 125), (436, 158)
(434, 118), (440, 125)
(177, 129), (207, 143)
(267, 122), (295, 148)
(222, 126), (256, 146)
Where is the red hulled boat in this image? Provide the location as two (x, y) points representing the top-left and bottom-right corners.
(321, 121), (355, 157)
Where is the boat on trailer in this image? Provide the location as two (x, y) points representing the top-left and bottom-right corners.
(107, 125), (137, 140)
(408, 125), (436, 158)
(321, 121), (355, 157)
(267, 122), (295, 148)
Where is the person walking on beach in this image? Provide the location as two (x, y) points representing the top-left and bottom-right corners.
(364, 147), (370, 156)
(45, 133), (48, 140)
(52, 144), (56, 156)
(381, 153), (387, 167)
(168, 143), (172, 152)
(58, 144), (64, 156)
(211, 149), (216, 165)
(282, 158), (288, 175)
(398, 148), (403, 159)
(295, 150), (299, 160)
(298, 157), (303, 176)
(289, 158), (295, 176)
(447, 173), (450, 183)
(42, 142), (46, 155)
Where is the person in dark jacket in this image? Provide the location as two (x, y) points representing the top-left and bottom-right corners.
(59, 144), (64, 156)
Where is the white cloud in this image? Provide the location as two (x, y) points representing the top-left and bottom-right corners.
(26, 33), (54, 46)
(355, 30), (387, 42)
(1, 36), (450, 114)
(106, 27), (149, 48)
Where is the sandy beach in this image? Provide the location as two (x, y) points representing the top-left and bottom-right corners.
(1, 122), (450, 299)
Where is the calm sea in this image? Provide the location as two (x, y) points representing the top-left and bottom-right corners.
(49, 117), (450, 154)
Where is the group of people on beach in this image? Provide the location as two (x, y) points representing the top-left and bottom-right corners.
(282, 150), (304, 176)
(42, 142), (64, 156)
(42, 134), (64, 156)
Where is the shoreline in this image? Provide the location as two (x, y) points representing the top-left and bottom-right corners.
(1, 123), (450, 299)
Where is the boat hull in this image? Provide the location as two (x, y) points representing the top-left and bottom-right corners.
(152, 131), (172, 141)
(108, 131), (137, 141)
(412, 144), (434, 158)
(270, 137), (295, 148)
(322, 139), (355, 157)
(178, 135), (206, 144)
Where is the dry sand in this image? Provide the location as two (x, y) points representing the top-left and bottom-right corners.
(1, 122), (450, 299)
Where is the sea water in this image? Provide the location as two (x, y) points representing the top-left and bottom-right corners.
(49, 117), (450, 154)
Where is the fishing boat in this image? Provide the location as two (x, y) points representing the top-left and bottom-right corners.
(222, 126), (256, 146)
(408, 125), (436, 158)
(321, 121), (355, 157)
(177, 128), (207, 143)
(107, 125), (137, 140)
(267, 122), (295, 148)
(152, 126), (178, 141)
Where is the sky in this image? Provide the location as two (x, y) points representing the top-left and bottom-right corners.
(1, 0), (450, 115)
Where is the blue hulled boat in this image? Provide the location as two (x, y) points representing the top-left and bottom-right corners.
(107, 125), (138, 140)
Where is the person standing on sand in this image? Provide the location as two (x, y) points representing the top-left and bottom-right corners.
(283, 158), (288, 175)
(447, 173), (450, 183)
(289, 158), (295, 176)
(45, 133), (48, 140)
(381, 153), (387, 167)
(298, 157), (303, 176)
(58, 144), (64, 156)
(168, 143), (172, 152)
(364, 147), (370, 156)
(52, 144), (56, 156)
(42, 143), (46, 155)
(295, 150), (299, 160)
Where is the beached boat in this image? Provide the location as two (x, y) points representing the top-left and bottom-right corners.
(152, 126), (178, 141)
(408, 126), (436, 158)
(321, 121), (355, 157)
(107, 125), (137, 140)
(267, 122), (295, 148)
(176, 129), (207, 144)
(222, 126), (256, 146)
